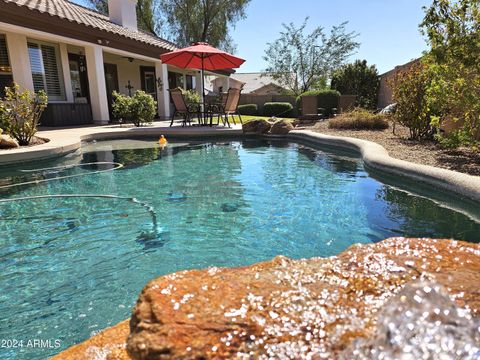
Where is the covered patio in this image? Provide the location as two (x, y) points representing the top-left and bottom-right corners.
(0, 0), (214, 127)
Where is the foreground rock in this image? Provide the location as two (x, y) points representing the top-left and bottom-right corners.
(53, 238), (480, 359)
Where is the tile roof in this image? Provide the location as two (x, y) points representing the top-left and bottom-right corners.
(2, 0), (177, 52)
(230, 72), (286, 93)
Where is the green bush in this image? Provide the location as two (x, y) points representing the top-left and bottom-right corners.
(263, 102), (293, 117)
(328, 108), (389, 130)
(0, 83), (48, 145)
(237, 104), (258, 116)
(421, 0), (480, 149)
(296, 89), (340, 117)
(112, 91), (133, 122)
(112, 90), (157, 127)
(435, 128), (479, 150)
(390, 62), (436, 140)
(181, 88), (200, 106)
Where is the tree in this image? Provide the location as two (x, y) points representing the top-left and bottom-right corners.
(420, 0), (480, 147)
(87, 0), (158, 35)
(330, 60), (379, 109)
(156, 0), (250, 52)
(263, 18), (360, 96)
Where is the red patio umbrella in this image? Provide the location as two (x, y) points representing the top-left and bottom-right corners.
(160, 42), (245, 106)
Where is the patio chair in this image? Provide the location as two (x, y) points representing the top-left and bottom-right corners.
(212, 87), (243, 127)
(169, 88), (200, 127)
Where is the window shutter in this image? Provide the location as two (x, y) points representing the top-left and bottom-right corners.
(41, 44), (62, 97)
(0, 35), (10, 68)
(27, 40), (66, 100)
(28, 42), (45, 93)
(0, 35), (13, 96)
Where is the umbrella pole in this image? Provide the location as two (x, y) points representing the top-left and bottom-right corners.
(201, 55), (206, 125)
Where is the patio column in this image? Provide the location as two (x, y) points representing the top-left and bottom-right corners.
(155, 61), (170, 119)
(85, 44), (110, 124)
(5, 32), (34, 92)
(195, 71), (203, 95)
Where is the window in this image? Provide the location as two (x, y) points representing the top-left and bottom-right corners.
(27, 39), (66, 101)
(186, 75), (193, 90)
(168, 71), (184, 90)
(0, 34), (13, 97)
(68, 53), (89, 103)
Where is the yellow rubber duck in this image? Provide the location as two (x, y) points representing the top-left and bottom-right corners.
(158, 135), (168, 146)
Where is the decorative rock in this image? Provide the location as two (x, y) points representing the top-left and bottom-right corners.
(242, 119), (272, 134)
(53, 238), (480, 359)
(51, 320), (130, 360)
(0, 134), (19, 149)
(126, 238), (480, 359)
(269, 119), (294, 135)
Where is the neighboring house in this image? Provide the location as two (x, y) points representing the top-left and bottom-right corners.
(377, 58), (421, 109)
(0, 0), (203, 125)
(211, 72), (289, 95)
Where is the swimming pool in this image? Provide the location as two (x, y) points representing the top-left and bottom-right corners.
(0, 139), (479, 359)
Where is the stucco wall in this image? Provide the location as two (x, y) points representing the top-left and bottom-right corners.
(377, 58), (420, 109)
(102, 52), (153, 96)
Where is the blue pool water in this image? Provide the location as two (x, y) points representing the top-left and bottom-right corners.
(0, 139), (479, 359)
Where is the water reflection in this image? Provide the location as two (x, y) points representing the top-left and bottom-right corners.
(375, 186), (480, 242)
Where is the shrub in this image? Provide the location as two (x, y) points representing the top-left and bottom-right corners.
(296, 89), (340, 117)
(263, 102), (294, 117)
(435, 128), (479, 150)
(237, 104), (258, 116)
(181, 88), (200, 106)
(112, 91), (133, 122)
(421, 0), (480, 149)
(112, 90), (157, 127)
(390, 61), (436, 140)
(0, 83), (48, 146)
(130, 91), (157, 126)
(329, 108), (389, 130)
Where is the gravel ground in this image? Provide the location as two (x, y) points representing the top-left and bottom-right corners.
(307, 121), (480, 176)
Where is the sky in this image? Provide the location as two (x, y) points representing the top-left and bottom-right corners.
(72, 0), (432, 75)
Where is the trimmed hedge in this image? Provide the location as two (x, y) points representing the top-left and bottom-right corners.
(296, 89), (341, 117)
(237, 103), (258, 115)
(263, 102), (294, 117)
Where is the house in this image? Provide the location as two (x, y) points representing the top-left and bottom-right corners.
(211, 72), (288, 95)
(377, 58), (421, 109)
(0, 0), (204, 125)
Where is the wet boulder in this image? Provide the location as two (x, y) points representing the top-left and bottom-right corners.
(52, 238), (480, 359)
(126, 238), (480, 359)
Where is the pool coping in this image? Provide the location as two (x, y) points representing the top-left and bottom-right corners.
(0, 125), (479, 202)
(288, 130), (480, 203)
